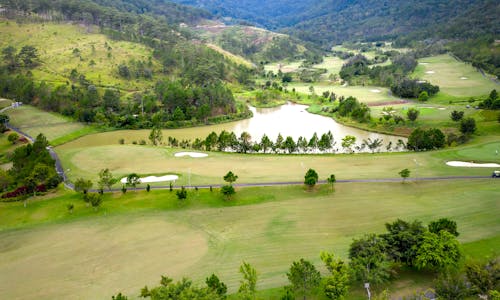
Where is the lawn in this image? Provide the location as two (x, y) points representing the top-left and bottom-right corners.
(288, 83), (403, 106)
(54, 130), (500, 186)
(5, 105), (89, 142)
(0, 180), (498, 299)
(412, 54), (498, 97)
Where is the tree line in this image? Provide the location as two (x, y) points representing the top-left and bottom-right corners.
(142, 129), (407, 154)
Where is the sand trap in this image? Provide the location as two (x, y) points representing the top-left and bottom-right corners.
(417, 80), (427, 83)
(120, 174), (179, 184)
(425, 71), (435, 74)
(446, 161), (500, 168)
(438, 107), (446, 110)
(460, 77), (468, 80)
(370, 89), (381, 93)
(419, 62), (429, 65)
(174, 152), (208, 158)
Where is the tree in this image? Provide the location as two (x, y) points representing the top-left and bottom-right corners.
(238, 132), (252, 153)
(450, 110), (464, 122)
(465, 259), (500, 297)
(380, 219), (426, 266)
(223, 171), (238, 185)
(7, 132), (18, 144)
(67, 203), (74, 214)
(327, 174), (336, 191)
(418, 91), (429, 101)
(304, 168), (319, 187)
(341, 135), (356, 153)
(320, 252), (349, 299)
(238, 261), (258, 300)
(428, 218), (459, 236)
(141, 276), (222, 299)
(414, 230), (461, 271)
(149, 127), (163, 146)
(126, 173), (141, 190)
(407, 108), (420, 122)
(98, 168), (117, 191)
(74, 178), (93, 195)
(460, 117), (476, 135)
(363, 138), (383, 153)
(284, 136), (297, 153)
(176, 186), (187, 200)
(221, 185), (235, 200)
(434, 272), (471, 300)
(287, 259), (321, 300)
(205, 274), (227, 298)
(349, 234), (393, 285)
(87, 193), (103, 211)
(112, 293), (128, 300)
(398, 168), (410, 182)
(18, 45), (39, 68)
(260, 134), (273, 153)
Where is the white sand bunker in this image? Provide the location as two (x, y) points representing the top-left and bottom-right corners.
(419, 62), (429, 65)
(460, 77), (468, 80)
(175, 152), (208, 158)
(446, 161), (500, 168)
(370, 89), (381, 93)
(425, 71), (435, 74)
(120, 175), (179, 184)
(438, 107), (446, 110)
(417, 80), (427, 83)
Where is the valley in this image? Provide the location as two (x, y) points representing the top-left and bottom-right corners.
(0, 0), (498, 299)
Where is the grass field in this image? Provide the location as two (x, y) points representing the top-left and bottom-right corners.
(311, 56), (345, 79)
(412, 54), (498, 97)
(288, 83), (404, 105)
(0, 21), (159, 95)
(54, 128), (500, 185)
(264, 60), (303, 74)
(0, 180), (498, 299)
(5, 105), (90, 142)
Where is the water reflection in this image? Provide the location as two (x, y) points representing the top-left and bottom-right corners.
(227, 102), (404, 152)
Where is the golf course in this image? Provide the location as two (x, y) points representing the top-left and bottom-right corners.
(0, 3), (499, 298)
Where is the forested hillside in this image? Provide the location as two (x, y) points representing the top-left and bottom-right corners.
(0, 0), (255, 130)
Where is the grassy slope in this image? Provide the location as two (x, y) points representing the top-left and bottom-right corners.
(0, 21), (159, 95)
(412, 54), (498, 98)
(0, 180), (498, 299)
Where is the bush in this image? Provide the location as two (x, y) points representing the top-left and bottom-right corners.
(407, 128), (446, 151)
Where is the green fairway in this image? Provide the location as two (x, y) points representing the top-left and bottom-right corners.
(288, 83), (402, 105)
(0, 180), (498, 299)
(54, 130), (500, 186)
(412, 54), (498, 97)
(5, 105), (89, 142)
(264, 60), (303, 74)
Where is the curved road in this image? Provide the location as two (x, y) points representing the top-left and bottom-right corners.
(2, 113), (496, 193)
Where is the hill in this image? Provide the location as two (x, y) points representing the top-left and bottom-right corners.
(0, 0), (257, 131)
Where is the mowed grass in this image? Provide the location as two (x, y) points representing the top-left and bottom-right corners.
(264, 60), (303, 73)
(0, 180), (498, 299)
(5, 105), (88, 142)
(412, 54), (498, 97)
(55, 128), (500, 185)
(288, 83), (403, 105)
(0, 21), (158, 93)
(312, 56), (345, 78)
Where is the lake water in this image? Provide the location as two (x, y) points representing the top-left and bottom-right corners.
(227, 102), (404, 151)
(58, 102), (405, 153)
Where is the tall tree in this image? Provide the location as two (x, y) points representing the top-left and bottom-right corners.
(238, 261), (258, 300)
(398, 168), (410, 182)
(98, 168), (117, 191)
(223, 171), (238, 186)
(126, 173), (141, 190)
(327, 174), (336, 191)
(414, 230), (461, 271)
(149, 127), (163, 146)
(320, 251), (349, 299)
(286, 258), (321, 300)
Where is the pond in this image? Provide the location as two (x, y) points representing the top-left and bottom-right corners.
(228, 102), (404, 152)
(57, 102), (405, 153)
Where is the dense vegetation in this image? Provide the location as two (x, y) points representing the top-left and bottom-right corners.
(0, 133), (61, 201)
(0, 0), (258, 129)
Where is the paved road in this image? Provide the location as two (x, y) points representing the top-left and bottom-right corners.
(2, 116), (496, 194)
